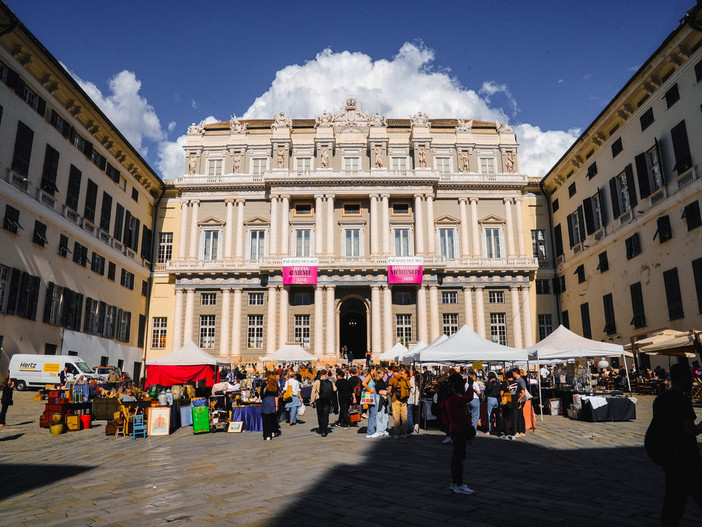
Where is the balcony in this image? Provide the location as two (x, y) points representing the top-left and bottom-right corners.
(5, 169), (29, 194)
(649, 187), (667, 207)
(676, 166), (697, 191)
(36, 188), (56, 211)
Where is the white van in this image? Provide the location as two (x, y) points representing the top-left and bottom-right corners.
(8, 354), (99, 390)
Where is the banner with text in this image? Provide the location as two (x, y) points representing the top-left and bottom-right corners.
(387, 257), (423, 284)
(282, 258), (318, 285)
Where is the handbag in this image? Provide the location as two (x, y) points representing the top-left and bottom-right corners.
(360, 390), (375, 406)
(298, 403), (306, 416)
(283, 384), (293, 403)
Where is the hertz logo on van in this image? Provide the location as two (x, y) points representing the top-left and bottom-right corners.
(19, 362), (38, 369)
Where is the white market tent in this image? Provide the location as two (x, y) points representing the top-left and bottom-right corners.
(415, 325), (528, 363)
(402, 334), (449, 364)
(637, 329), (700, 358)
(379, 342), (409, 362)
(260, 344), (317, 363)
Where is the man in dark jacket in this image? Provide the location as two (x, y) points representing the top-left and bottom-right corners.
(335, 369), (353, 428)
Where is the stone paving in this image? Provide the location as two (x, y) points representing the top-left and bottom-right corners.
(0, 392), (700, 526)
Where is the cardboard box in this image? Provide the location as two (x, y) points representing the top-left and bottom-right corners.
(66, 414), (80, 431)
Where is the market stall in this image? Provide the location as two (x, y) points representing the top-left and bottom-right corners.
(378, 342), (409, 363)
(259, 344), (318, 363)
(145, 341), (229, 387)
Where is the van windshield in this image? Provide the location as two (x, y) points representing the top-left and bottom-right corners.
(75, 362), (94, 374)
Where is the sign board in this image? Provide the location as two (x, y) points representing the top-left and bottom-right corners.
(282, 258), (318, 285)
(387, 257), (423, 284)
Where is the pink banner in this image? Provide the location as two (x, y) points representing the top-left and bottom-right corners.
(282, 258), (318, 285)
(388, 257), (423, 284)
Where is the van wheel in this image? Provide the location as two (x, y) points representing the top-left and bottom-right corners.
(15, 380), (26, 391)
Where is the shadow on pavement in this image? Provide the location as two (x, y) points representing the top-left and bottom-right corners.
(0, 464), (92, 500)
(0, 433), (24, 442)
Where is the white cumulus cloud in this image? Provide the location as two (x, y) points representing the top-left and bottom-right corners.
(514, 123), (580, 179)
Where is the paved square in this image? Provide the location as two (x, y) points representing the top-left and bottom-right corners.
(0, 393), (700, 526)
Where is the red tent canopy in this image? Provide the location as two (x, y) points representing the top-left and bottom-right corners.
(145, 341), (228, 387)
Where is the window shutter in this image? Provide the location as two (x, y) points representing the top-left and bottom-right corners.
(60, 289), (71, 327)
(635, 153), (651, 199)
(577, 206), (585, 239)
(36, 97), (46, 117)
(597, 187), (608, 226)
(73, 294), (83, 330)
(671, 120), (692, 174)
(566, 214), (575, 248)
(654, 138), (666, 184)
(624, 164), (637, 208)
(114, 203), (124, 240)
(583, 197), (595, 234)
(554, 224), (563, 257)
(43, 282), (54, 323)
(6, 268), (21, 315)
(123, 210), (132, 245)
(83, 141), (93, 157)
(609, 177), (620, 219)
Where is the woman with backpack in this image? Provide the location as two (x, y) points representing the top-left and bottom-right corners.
(310, 369), (337, 437)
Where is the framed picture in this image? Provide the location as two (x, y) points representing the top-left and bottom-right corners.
(147, 406), (170, 436)
(228, 420), (243, 433)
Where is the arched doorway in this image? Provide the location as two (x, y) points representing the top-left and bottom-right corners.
(339, 297), (368, 360)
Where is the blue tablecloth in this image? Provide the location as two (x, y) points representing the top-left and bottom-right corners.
(230, 405), (262, 432)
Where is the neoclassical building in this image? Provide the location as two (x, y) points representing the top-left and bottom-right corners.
(149, 100), (557, 362)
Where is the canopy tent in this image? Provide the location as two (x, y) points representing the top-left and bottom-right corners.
(402, 334), (449, 364)
(145, 341), (229, 387)
(638, 330), (700, 358)
(260, 344), (318, 363)
(414, 325), (528, 363)
(378, 342), (409, 362)
(625, 329), (689, 352)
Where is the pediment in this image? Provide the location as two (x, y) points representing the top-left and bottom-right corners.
(244, 216), (270, 226)
(479, 214), (505, 224)
(435, 214), (459, 224)
(198, 216), (224, 226)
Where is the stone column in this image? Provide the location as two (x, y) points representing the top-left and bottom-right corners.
(235, 199), (245, 260)
(383, 286), (393, 353)
(414, 194), (425, 255)
(183, 288), (196, 345)
(470, 198), (480, 257)
(279, 286), (289, 347)
(178, 200), (189, 258)
(515, 197), (526, 257)
(220, 288), (231, 357)
(314, 285), (324, 358)
(188, 200), (200, 259)
(462, 286), (473, 330)
(223, 199), (234, 259)
(417, 285), (428, 343)
(266, 286), (277, 354)
(521, 285), (534, 347)
(371, 285), (381, 356)
(326, 195), (335, 255)
(510, 286), (523, 348)
(370, 194), (379, 257)
(381, 194), (390, 255)
(426, 195), (435, 256)
(173, 288), (184, 349)
(231, 288), (242, 360)
(315, 194), (325, 256)
(269, 195), (278, 256)
(459, 198), (469, 258)
(325, 286), (336, 358)
(429, 284), (439, 341)
(280, 195), (290, 257)
(474, 286), (485, 338)
(504, 198), (515, 257)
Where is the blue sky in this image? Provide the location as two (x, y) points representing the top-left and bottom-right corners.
(6, 0), (695, 179)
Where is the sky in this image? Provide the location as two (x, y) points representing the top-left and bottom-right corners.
(6, 0), (696, 181)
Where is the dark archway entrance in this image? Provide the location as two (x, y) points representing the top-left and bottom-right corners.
(339, 298), (367, 360)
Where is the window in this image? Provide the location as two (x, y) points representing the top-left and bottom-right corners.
(488, 291), (505, 304)
(391, 157), (408, 171)
(479, 157), (496, 174)
(625, 233), (641, 259)
(66, 165), (82, 212)
(293, 203), (313, 216)
(396, 314), (412, 344)
(141, 280), (148, 296)
(343, 203), (361, 216)
(562, 310), (570, 329)
(294, 314), (310, 348)
(294, 229), (311, 257)
(292, 292), (312, 306)
(247, 315), (264, 348)
(113, 203), (124, 241)
(583, 190), (604, 235)
(611, 137), (623, 158)
(692, 258), (702, 314)
(554, 224), (563, 257)
(116, 309), (131, 343)
(131, 187), (139, 203)
(201, 229), (220, 261)
(394, 228), (411, 256)
(558, 275), (566, 294)
(120, 269), (134, 290)
(207, 159), (223, 176)
(11, 121), (33, 176)
(123, 212), (140, 253)
(663, 267), (684, 320)
(603, 293), (616, 334)
(106, 163), (120, 184)
(567, 206), (585, 247)
(32, 221), (48, 247)
(609, 165), (637, 219)
(665, 83), (679, 108)
(441, 291), (457, 304)
(50, 109), (70, 137)
(392, 202), (410, 216)
(438, 228), (456, 259)
(443, 314), (459, 336)
(199, 315), (216, 349)
(248, 292), (264, 305)
(552, 199), (560, 213)
(152, 317), (167, 349)
(489, 313), (507, 345)
(671, 120), (692, 175)
(586, 162), (598, 179)
(157, 233), (173, 263)
(682, 201), (702, 231)
(201, 293), (217, 306)
(90, 150), (106, 171)
(484, 227), (502, 258)
(295, 157), (312, 172)
(58, 234), (70, 257)
(252, 158), (267, 175)
(532, 230), (547, 262)
(0, 266), (8, 313)
(245, 229), (265, 260)
(40, 144), (60, 196)
(575, 264), (585, 284)
(435, 157), (451, 174)
(630, 282), (646, 328)
(578, 303), (592, 339)
(640, 108), (654, 131)
(634, 143), (664, 200)
(2, 268), (40, 320)
(568, 183), (576, 198)
(394, 292), (413, 305)
(107, 262), (116, 281)
(538, 314), (553, 341)
(655, 215), (672, 243)
(597, 251), (609, 272)
(696, 59), (702, 82)
(72, 242), (88, 266)
(91, 253), (105, 275)
(536, 280), (551, 295)
(343, 228), (361, 257)
(342, 157), (360, 171)
(84, 179), (98, 223)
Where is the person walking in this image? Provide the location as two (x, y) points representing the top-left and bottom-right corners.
(259, 374), (279, 441)
(466, 370), (481, 434)
(335, 369), (353, 428)
(310, 369), (336, 437)
(283, 371), (303, 426)
(445, 372), (475, 495)
(407, 370), (421, 434)
(389, 368), (411, 438)
(362, 367), (378, 437)
(510, 368), (527, 438)
(371, 370), (390, 437)
(0, 375), (14, 427)
(484, 372), (503, 435)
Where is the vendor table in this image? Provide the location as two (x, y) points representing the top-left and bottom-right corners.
(580, 397), (636, 422)
(230, 405), (262, 432)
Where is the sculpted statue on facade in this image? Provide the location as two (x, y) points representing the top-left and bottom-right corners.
(320, 147), (329, 169)
(316, 110), (332, 126)
(374, 146), (384, 168)
(417, 147), (427, 168)
(496, 121), (513, 133)
(460, 151), (470, 173)
(456, 118), (473, 132)
(369, 112), (386, 127)
(505, 151), (515, 173)
(277, 146), (286, 168)
(188, 154), (197, 175)
(229, 114), (247, 133)
(188, 121), (205, 135)
(410, 112), (430, 128)
(232, 152), (242, 173)
(271, 112), (292, 130)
